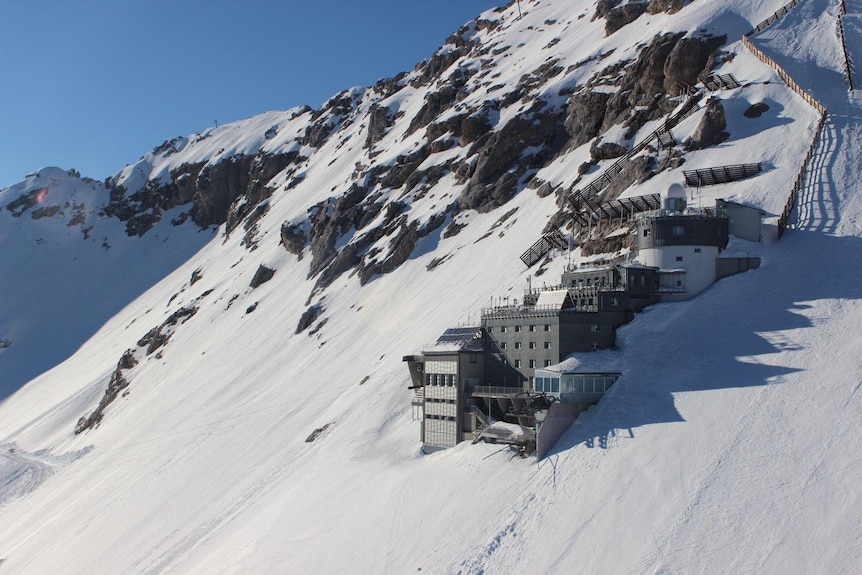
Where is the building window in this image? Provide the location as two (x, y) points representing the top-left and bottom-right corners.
(672, 225), (685, 236)
(676, 256), (683, 262)
(544, 360), (552, 367)
(469, 353), (477, 364)
(514, 341), (522, 349)
(514, 359), (521, 368)
(500, 342), (507, 349)
(586, 278), (592, 286)
(544, 341), (552, 349)
(529, 342), (536, 349)
(694, 248), (702, 253)
(500, 326), (507, 333)
(529, 360), (536, 369)
(611, 297), (620, 306)
(643, 228), (651, 237)
(588, 298), (594, 306)
(514, 325), (521, 333)
(591, 324), (599, 332)
(544, 324), (551, 331)
(488, 327), (494, 333)
(529, 325), (536, 332)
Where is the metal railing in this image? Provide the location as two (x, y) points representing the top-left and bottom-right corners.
(739, 0), (829, 239)
(472, 386), (529, 397)
(746, 0), (806, 36)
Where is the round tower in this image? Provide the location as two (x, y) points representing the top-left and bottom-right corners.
(636, 184), (728, 300)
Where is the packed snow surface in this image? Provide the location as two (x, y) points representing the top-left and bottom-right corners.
(1, 0), (861, 573)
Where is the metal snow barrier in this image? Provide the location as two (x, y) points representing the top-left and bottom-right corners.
(683, 163), (763, 187)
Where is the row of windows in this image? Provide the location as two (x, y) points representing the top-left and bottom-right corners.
(536, 375), (616, 394)
(570, 276), (609, 287)
(513, 359), (553, 369)
(535, 377), (561, 393)
(489, 324), (553, 333)
(426, 374), (456, 386)
(500, 341), (553, 350)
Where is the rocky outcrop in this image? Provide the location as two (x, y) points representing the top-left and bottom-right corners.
(459, 101), (567, 212)
(280, 222), (308, 257)
(604, 3), (648, 35)
(250, 265), (276, 288)
(302, 90), (361, 148)
(590, 32), (725, 138)
(744, 102), (770, 118)
(74, 349), (138, 434)
(590, 140), (628, 161)
(565, 91), (612, 148)
(365, 104), (394, 148)
(407, 87), (460, 136)
(104, 147), (306, 236)
(296, 303), (324, 334)
(647, 0), (690, 14)
(602, 155), (656, 200)
(685, 97), (729, 150)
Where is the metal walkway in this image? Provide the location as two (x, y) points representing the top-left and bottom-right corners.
(519, 230), (569, 267)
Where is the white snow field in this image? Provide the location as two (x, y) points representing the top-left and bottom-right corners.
(1, 0), (861, 573)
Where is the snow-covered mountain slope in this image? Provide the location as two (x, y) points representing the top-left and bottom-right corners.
(1, 0), (861, 573)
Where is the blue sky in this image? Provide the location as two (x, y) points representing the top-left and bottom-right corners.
(0, 0), (502, 188)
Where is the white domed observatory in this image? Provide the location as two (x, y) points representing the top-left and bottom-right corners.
(635, 183), (729, 300)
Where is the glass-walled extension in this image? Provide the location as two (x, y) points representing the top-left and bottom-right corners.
(534, 369), (621, 404)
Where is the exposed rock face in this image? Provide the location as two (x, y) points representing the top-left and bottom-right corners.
(137, 306), (198, 355)
(602, 155), (656, 200)
(744, 102), (770, 118)
(605, 3), (648, 35)
(296, 304), (323, 334)
(596, 32), (725, 136)
(365, 104), (394, 148)
(280, 222), (308, 257)
(647, 0), (689, 14)
(459, 101), (567, 212)
(590, 140), (628, 161)
(302, 90), (360, 147)
(249, 265), (276, 289)
(74, 350), (137, 434)
(565, 91), (612, 148)
(407, 87), (460, 136)
(664, 35), (726, 89)
(685, 97), (730, 150)
(105, 149), (306, 236)
(90, 2), (727, 305)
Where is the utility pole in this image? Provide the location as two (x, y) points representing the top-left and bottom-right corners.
(517, 0), (522, 18)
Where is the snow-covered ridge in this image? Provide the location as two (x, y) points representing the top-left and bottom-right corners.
(2, 0), (861, 573)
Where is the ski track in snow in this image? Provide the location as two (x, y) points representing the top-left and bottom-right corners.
(0, 445), (56, 508)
